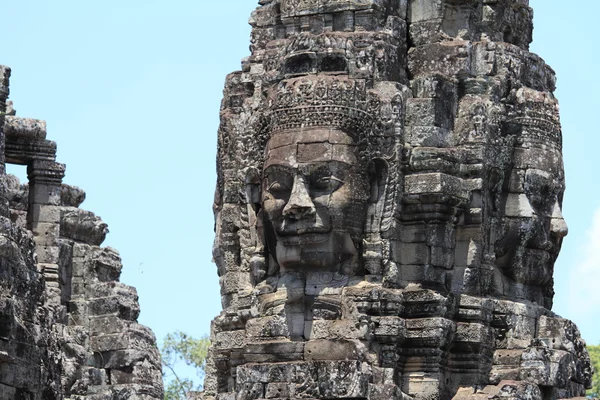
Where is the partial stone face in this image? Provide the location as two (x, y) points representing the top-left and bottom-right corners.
(492, 89), (568, 307)
(206, 1), (591, 399)
(495, 149), (567, 295)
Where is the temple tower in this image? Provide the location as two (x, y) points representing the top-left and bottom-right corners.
(204, 1), (592, 400)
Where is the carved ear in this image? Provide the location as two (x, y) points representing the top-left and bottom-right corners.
(488, 167), (504, 213)
(244, 167), (267, 283)
(244, 167), (261, 206)
(244, 167), (262, 244)
(366, 158), (389, 233)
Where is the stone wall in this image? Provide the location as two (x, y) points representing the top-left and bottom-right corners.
(0, 66), (163, 399)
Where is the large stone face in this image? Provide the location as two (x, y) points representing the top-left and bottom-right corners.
(206, 1), (592, 400)
(0, 66), (163, 399)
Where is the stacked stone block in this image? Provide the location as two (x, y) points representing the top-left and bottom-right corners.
(0, 66), (163, 398)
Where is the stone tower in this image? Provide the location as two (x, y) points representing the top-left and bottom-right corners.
(0, 66), (163, 398)
(205, 1), (592, 399)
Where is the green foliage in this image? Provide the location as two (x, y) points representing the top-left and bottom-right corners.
(588, 344), (600, 399)
(161, 331), (210, 400)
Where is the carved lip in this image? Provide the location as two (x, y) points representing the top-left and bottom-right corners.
(276, 224), (330, 237)
(277, 232), (331, 245)
(523, 246), (558, 261)
(524, 240), (560, 257)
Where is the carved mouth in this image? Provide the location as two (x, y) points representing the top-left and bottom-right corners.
(524, 239), (562, 258)
(277, 232), (331, 245)
(276, 223), (330, 237)
(523, 247), (558, 264)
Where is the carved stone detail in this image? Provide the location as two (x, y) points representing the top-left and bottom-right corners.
(205, 1), (591, 400)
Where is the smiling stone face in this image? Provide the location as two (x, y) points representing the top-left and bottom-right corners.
(261, 127), (369, 273)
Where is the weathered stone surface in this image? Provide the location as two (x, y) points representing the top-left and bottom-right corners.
(204, 1), (591, 400)
(0, 64), (163, 397)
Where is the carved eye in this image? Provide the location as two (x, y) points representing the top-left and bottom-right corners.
(268, 181), (291, 195)
(525, 172), (555, 215)
(535, 186), (551, 205)
(312, 176), (344, 193)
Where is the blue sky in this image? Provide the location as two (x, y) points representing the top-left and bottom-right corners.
(2, 0), (598, 353)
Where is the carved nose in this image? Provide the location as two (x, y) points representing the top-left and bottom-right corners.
(551, 216), (569, 239)
(550, 203), (569, 239)
(282, 177), (316, 220)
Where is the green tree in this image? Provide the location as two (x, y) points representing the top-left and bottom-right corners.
(589, 344), (600, 398)
(161, 331), (210, 400)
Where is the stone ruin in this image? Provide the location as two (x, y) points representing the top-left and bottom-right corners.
(204, 1), (593, 400)
(0, 66), (163, 398)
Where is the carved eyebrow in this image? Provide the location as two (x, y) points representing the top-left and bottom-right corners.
(301, 164), (331, 176)
(298, 160), (352, 172)
(263, 165), (294, 175)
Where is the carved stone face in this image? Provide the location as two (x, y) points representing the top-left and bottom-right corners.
(261, 128), (369, 273)
(496, 145), (568, 289)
